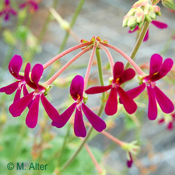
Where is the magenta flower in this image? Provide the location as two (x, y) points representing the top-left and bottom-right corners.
(129, 20), (168, 41)
(52, 75), (106, 138)
(85, 62), (137, 116)
(126, 54), (174, 120)
(0, 55), (28, 102)
(0, 0), (17, 21)
(127, 152), (133, 168)
(158, 113), (175, 130)
(9, 63), (59, 128)
(20, 0), (38, 12)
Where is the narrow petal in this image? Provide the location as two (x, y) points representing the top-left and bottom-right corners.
(74, 108), (86, 137)
(31, 2), (38, 11)
(151, 21), (168, 29)
(149, 54), (163, 75)
(157, 58), (174, 80)
(8, 55), (23, 79)
(4, 14), (9, 21)
(70, 75), (84, 100)
(85, 85), (112, 94)
(105, 88), (118, 115)
(31, 64), (43, 86)
(52, 103), (76, 128)
(10, 9), (17, 16)
(113, 62), (124, 80)
(154, 86), (174, 113)
(41, 94), (59, 122)
(128, 26), (139, 33)
(119, 68), (135, 84)
(0, 81), (19, 94)
(9, 92), (34, 117)
(143, 29), (149, 41)
(125, 83), (146, 99)
(5, 0), (10, 5)
(82, 103), (106, 132)
(117, 87), (137, 114)
(14, 88), (21, 102)
(23, 85), (29, 96)
(147, 86), (157, 120)
(26, 95), (40, 128)
(127, 152), (133, 168)
(167, 122), (173, 130)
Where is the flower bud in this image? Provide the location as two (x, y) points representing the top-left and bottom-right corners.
(127, 16), (137, 27)
(135, 8), (145, 23)
(162, 0), (175, 11)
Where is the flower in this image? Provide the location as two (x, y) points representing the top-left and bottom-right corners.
(158, 112), (175, 130)
(20, 0), (38, 12)
(0, 55), (28, 102)
(0, 0), (17, 21)
(52, 75), (106, 138)
(85, 62), (137, 116)
(128, 20), (168, 41)
(127, 152), (133, 168)
(9, 63), (59, 128)
(126, 54), (174, 120)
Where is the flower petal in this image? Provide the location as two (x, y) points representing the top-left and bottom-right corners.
(31, 64), (43, 86)
(52, 103), (76, 128)
(167, 122), (173, 130)
(14, 88), (21, 102)
(105, 88), (118, 115)
(8, 55), (23, 79)
(23, 85), (29, 96)
(113, 62), (124, 80)
(158, 58), (174, 80)
(4, 14), (9, 21)
(117, 87), (137, 114)
(125, 83), (146, 99)
(154, 86), (174, 114)
(147, 86), (157, 120)
(10, 8), (17, 16)
(19, 2), (27, 9)
(85, 85), (112, 94)
(41, 94), (59, 122)
(74, 108), (86, 137)
(143, 29), (149, 41)
(9, 92), (34, 117)
(82, 103), (106, 132)
(119, 68), (135, 84)
(0, 81), (19, 94)
(127, 152), (133, 168)
(151, 20), (168, 29)
(149, 54), (163, 75)
(70, 75), (84, 101)
(26, 95), (40, 128)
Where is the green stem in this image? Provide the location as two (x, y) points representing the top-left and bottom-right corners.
(58, 124), (71, 166)
(60, 48), (105, 171)
(125, 22), (150, 69)
(58, 0), (86, 53)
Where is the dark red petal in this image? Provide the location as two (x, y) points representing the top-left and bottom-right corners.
(70, 75), (84, 101)
(14, 88), (21, 102)
(149, 54), (163, 75)
(125, 83), (146, 99)
(151, 21), (168, 29)
(154, 86), (174, 114)
(5, 0), (10, 5)
(119, 68), (135, 84)
(147, 86), (157, 120)
(85, 85), (112, 94)
(52, 103), (76, 128)
(19, 2), (27, 9)
(143, 29), (149, 41)
(105, 88), (118, 115)
(26, 95), (40, 128)
(31, 64), (43, 86)
(31, 2), (38, 11)
(167, 122), (173, 130)
(4, 14), (9, 21)
(0, 81), (19, 94)
(127, 152), (133, 168)
(113, 62), (124, 81)
(8, 55), (23, 79)
(82, 103), (106, 132)
(41, 94), (59, 122)
(128, 26), (139, 33)
(158, 58), (174, 79)
(25, 63), (37, 89)
(117, 87), (137, 114)
(23, 85), (29, 96)
(9, 92), (34, 117)
(74, 108), (86, 137)
(10, 8), (17, 16)
(158, 118), (165, 124)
